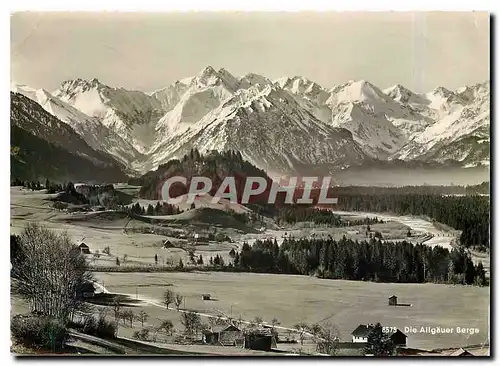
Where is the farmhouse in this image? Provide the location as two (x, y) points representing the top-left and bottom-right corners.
(351, 324), (407, 347)
(78, 242), (91, 254)
(202, 324), (243, 346)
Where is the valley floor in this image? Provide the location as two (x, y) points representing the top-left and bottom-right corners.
(10, 186), (490, 354)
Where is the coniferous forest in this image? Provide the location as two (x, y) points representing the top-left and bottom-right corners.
(227, 237), (487, 286)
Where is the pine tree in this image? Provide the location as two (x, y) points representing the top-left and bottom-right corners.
(154, 202), (162, 215)
(65, 182), (75, 193)
(475, 262), (487, 286)
(464, 257), (476, 284)
(146, 204), (154, 216)
(364, 323), (395, 356)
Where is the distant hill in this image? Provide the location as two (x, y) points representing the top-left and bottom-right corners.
(132, 149), (273, 202)
(10, 92), (128, 183)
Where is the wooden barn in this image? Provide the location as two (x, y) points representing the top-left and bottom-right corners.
(388, 295), (398, 306)
(78, 242), (91, 254)
(388, 329), (408, 347)
(202, 324), (243, 346)
(243, 328), (277, 351)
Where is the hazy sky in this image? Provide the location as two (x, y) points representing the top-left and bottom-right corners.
(11, 12), (489, 93)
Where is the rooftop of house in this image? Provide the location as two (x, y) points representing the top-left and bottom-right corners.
(245, 328), (274, 336)
(204, 324), (241, 334)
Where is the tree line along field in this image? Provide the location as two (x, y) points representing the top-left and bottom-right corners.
(94, 271), (489, 351)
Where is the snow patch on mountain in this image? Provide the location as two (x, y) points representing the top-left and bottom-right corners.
(54, 78), (164, 153)
(147, 84), (368, 175)
(395, 82), (490, 164)
(153, 67), (239, 146)
(17, 67), (489, 173)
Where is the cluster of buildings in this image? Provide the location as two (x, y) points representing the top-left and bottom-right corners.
(201, 322), (409, 353)
(202, 324), (277, 351)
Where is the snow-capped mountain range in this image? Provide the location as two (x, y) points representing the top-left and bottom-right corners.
(11, 66), (490, 176)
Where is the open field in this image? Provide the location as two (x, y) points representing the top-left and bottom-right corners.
(94, 271), (489, 351)
(11, 184), (489, 274)
(11, 186), (490, 354)
(331, 211), (457, 251)
(10, 187), (239, 266)
(12, 187), (441, 269)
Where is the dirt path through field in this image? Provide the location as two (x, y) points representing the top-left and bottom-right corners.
(331, 211), (456, 250)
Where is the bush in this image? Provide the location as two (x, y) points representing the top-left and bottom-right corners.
(133, 328), (150, 341)
(215, 232), (230, 242)
(53, 201), (68, 210)
(79, 314), (117, 339)
(11, 315), (68, 351)
(96, 316), (117, 338)
(82, 315), (97, 334)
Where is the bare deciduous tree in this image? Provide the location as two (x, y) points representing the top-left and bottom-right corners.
(309, 323), (322, 343)
(315, 322), (340, 355)
(138, 310), (148, 327)
(163, 290), (174, 309)
(123, 310), (135, 327)
(236, 315), (244, 329)
(253, 316), (263, 327)
(174, 294), (183, 310)
(215, 315), (227, 326)
(271, 317), (280, 330)
(294, 323), (308, 345)
(112, 299), (121, 323)
(11, 223), (93, 320)
(119, 311), (127, 325)
(133, 329), (150, 341)
(181, 311), (201, 339)
(158, 319), (174, 336)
